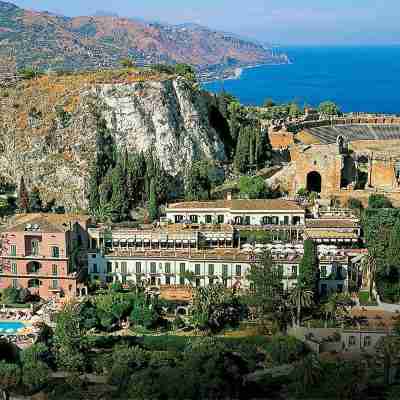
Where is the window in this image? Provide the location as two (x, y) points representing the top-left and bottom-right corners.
(205, 215), (212, 224)
(12, 278), (18, 288)
(165, 263), (171, 274)
(121, 262), (127, 275)
(52, 264), (58, 276)
(10, 245), (16, 256)
(195, 264), (201, 275)
(31, 240), (39, 256)
(209, 277), (214, 286)
(244, 216), (251, 225)
(136, 262), (142, 274)
(92, 264), (98, 274)
(28, 279), (40, 288)
(284, 216), (289, 225)
(195, 278), (201, 287)
(364, 336), (372, 347)
(223, 278), (228, 288)
(208, 264), (214, 276)
(278, 265), (284, 278)
(11, 263), (17, 274)
(175, 215), (184, 223)
(91, 254), (96, 259)
(51, 247), (60, 258)
(235, 265), (242, 276)
(217, 215), (225, 224)
(180, 263), (186, 274)
(165, 276), (171, 285)
(320, 265), (327, 278)
(179, 277), (185, 285)
(51, 279), (59, 289)
(106, 262), (112, 274)
(291, 265), (298, 277)
(349, 336), (356, 346)
(114, 262), (119, 271)
(150, 262), (157, 274)
(190, 215), (198, 224)
(222, 264), (228, 277)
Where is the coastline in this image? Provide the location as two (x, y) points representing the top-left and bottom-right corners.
(200, 61), (292, 85)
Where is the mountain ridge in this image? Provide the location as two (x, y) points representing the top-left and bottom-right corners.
(0, 0), (287, 72)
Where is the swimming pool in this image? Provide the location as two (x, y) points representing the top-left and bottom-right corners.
(0, 321), (25, 334)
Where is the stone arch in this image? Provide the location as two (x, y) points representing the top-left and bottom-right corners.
(337, 135), (347, 154)
(307, 171), (322, 193)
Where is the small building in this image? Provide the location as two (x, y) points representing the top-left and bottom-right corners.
(165, 199), (305, 226)
(0, 213), (90, 299)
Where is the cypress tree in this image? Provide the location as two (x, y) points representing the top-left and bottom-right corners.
(110, 162), (129, 222)
(88, 165), (101, 213)
(18, 176), (29, 212)
(298, 240), (319, 294)
(148, 179), (159, 222)
(234, 126), (250, 173)
(28, 187), (42, 213)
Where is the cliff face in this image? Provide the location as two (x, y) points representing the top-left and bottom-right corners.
(95, 78), (225, 173)
(0, 73), (226, 210)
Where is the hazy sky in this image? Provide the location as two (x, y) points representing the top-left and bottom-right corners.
(11, 0), (400, 45)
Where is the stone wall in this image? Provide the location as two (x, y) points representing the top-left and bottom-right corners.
(289, 144), (342, 196)
(268, 129), (294, 150)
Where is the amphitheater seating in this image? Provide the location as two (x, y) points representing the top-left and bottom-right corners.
(303, 124), (400, 144)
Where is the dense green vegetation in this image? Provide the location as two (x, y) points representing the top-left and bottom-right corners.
(362, 197), (400, 303)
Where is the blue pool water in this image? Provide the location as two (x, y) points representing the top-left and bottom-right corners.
(0, 321), (25, 334)
(203, 46), (400, 114)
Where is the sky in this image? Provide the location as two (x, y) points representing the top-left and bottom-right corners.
(10, 0), (400, 45)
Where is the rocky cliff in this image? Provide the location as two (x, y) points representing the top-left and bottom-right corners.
(0, 72), (226, 210)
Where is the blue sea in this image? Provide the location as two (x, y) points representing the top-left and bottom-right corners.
(203, 46), (400, 114)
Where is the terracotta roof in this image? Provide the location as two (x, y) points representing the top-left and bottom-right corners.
(2, 213), (90, 233)
(306, 219), (360, 229)
(167, 199), (304, 212)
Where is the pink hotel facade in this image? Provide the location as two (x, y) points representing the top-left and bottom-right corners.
(0, 214), (90, 299)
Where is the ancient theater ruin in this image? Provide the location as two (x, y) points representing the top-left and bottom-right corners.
(268, 117), (400, 206)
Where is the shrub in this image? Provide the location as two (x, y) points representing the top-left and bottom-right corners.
(265, 335), (307, 364)
(368, 194), (392, 209)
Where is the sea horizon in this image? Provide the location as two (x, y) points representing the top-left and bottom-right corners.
(203, 45), (400, 114)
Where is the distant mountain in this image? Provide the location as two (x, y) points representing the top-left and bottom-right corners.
(0, 0), (287, 71)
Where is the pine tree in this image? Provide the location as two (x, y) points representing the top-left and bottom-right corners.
(28, 187), (42, 213)
(148, 179), (159, 222)
(298, 240), (319, 294)
(18, 176), (29, 212)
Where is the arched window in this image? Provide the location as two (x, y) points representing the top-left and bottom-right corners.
(27, 261), (41, 274)
(28, 278), (40, 288)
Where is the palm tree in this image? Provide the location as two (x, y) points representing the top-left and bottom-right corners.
(375, 336), (400, 385)
(288, 284), (314, 326)
(321, 293), (350, 327)
(361, 254), (377, 301)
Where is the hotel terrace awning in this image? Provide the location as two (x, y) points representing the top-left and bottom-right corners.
(304, 229), (358, 242)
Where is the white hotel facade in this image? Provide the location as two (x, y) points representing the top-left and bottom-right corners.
(87, 199), (358, 296)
